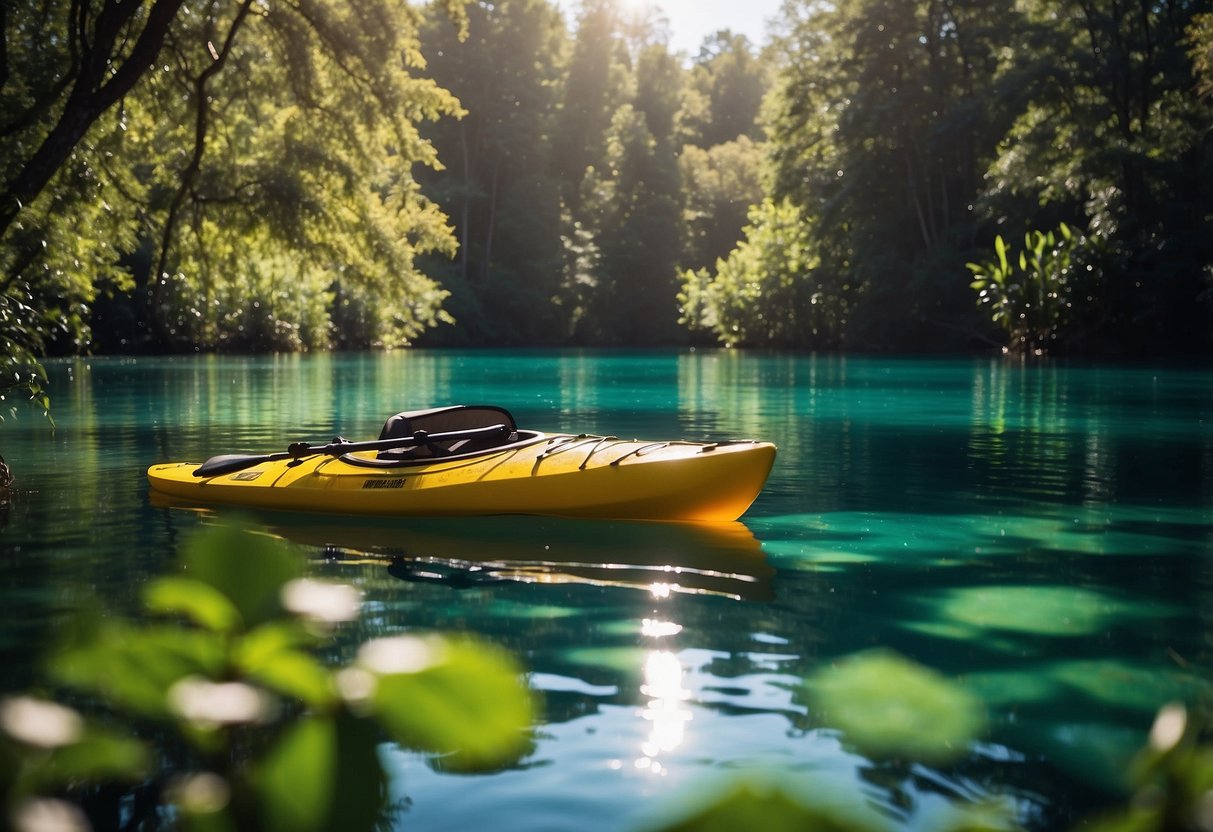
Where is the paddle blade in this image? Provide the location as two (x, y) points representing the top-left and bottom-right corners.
(193, 454), (271, 478)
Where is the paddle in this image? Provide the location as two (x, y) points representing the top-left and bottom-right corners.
(192, 423), (512, 478)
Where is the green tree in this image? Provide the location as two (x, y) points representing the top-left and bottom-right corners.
(554, 0), (631, 216)
(417, 0), (569, 346)
(0, 0), (167, 405)
(977, 0), (1213, 355)
(551, 0), (635, 339)
(765, 0), (1021, 349)
(0, 0), (186, 237)
(681, 198), (849, 348)
(1191, 13), (1213, 99)
(635, 40), (684, 141)
(2, 0), (469, 370)
(583, 40), (687, 345)
(137, 0), (464, 351)
(683, 31), (768, 149)
(679, 137), (765, 274)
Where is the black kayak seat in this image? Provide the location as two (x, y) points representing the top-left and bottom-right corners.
(377, 405), (519, 460)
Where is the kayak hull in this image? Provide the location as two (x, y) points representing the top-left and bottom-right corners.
(147, 433), (777, 522)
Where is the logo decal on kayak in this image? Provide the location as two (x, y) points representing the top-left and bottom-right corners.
(363, 478), (405, 490)
(230, 471), (262, 481)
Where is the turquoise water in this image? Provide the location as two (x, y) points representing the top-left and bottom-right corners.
(2, 351), (1211, 829)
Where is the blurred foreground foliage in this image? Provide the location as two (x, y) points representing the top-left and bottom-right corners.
(0, 521), (535, 831)
(2, 522), (1210, 832)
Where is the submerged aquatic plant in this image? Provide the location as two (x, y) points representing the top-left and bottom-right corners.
(805, 648), (987, 765)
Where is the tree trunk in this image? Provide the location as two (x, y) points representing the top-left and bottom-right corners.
(459, 122), (474, 283)
(482, 153), (502, 284)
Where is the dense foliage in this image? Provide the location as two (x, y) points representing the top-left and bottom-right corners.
(1, 521), (535, 831)
(2, 0), (1210, 390)
(967, 224), (1084, 354)
(702, 0), (1212, 354)
(1, 0), (467, 370)
(1, 0), (771, 375)
(412, 0), (768, 346)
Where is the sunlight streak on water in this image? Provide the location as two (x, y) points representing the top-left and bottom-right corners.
(639, 651), (693, 764)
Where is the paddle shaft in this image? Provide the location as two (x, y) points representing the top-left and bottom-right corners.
(193, 423), (511, 478)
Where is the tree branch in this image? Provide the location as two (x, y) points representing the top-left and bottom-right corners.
(0, 0), (186, 237)
(149, 0), (257, 344)
(1, 0), (85, 137)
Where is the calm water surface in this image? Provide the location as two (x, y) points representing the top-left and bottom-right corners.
(1, 350), (1211, 830)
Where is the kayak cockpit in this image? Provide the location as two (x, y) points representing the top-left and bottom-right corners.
(339, 404), (545, 468)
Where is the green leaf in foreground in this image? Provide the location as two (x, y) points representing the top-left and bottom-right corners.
(50, 622), (226, 719)
(354, 634), (535, 771)
(1, 698), (149, 804)
(144, 576), (242, 633)
(240, 644), (334, 708)
(30, 728), (150, 789)
(256, 713), (386, 832)
(805, 649), (986, 765)
(180, 521), (302, 630)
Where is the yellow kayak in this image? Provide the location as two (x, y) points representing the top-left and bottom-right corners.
(146, 405), (777, 522)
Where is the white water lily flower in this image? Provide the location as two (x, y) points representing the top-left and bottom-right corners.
(12, 798), (90, 832)
(336, 667), (377, 706)
(0, 697), (83, 749)
(281, 579), (362, 624)
(358, 635), (447, 675)
(1149, 702), (1187, 753)
(168, 678), (274, 727)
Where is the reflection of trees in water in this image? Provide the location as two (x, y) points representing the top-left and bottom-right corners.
(0, 455), (11, 527)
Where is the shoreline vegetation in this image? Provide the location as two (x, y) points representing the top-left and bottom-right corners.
(2, 1), (1211, 419)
